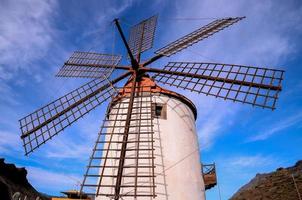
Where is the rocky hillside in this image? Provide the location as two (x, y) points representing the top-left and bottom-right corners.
(231, 160), (302, 200)
(0, 158), (48, 200)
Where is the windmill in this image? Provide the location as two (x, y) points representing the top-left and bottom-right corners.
(19, 15), (284, 200)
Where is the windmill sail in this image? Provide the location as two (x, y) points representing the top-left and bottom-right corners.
(155, 17), (245, 57)
(19, 73), (130, 155)
(81, 84), (156, 198)
(128, 15), (158, 57)
(151, 62), (284, 109)
(57, 51), (122, 78)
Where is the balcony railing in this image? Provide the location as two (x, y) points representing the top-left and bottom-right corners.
(202, 163), (217, 190)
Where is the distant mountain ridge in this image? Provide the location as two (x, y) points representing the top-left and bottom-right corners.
(0, 158), (48, 200)
(231, 160), (302, 200)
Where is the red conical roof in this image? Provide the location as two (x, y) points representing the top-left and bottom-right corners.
(113, 75), (197, 119)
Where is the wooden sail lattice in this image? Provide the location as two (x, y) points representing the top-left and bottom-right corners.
(19, 77), (118, 155)
(19, 14), (286, 199)
(57, 51), (122, 79)
(155, 17), (245, 56)
(128, 15), (158, 58)
(81, 85), (156, 198)
(152, 62), (284, 109)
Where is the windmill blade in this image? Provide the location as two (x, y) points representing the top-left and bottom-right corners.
(57, 51), (122, 78)
(155, 17), (244, 57)
(19, 72), (131, 155)
(81, 84), (156, 198)
(151, 62), (284, 109)
(128, 15), (158, 57)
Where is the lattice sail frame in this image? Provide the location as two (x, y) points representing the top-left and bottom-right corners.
(19, 78), (118, 155)
(81, 85), (156, 198)
(128, 15), (158, 57)
(57, 51), (122, 78)
(152, 62), (284, 109)
(155, 17), (244, 56)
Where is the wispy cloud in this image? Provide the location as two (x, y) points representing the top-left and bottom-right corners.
(0, 0), (57, 77)
(27, 166), (82, 192)
(196, 99), (238, 150)
(0, 0), (59, 116)
(215, 154), (280, 199)
(45, 137), (92, 159)
(0, 80), (20, 106)
(169, 0), (301, 66)
(227, 154), (275, 168)
(247, 111), (302, 142)
(40, 108), (105, 160)
(0, 130), (22, 154)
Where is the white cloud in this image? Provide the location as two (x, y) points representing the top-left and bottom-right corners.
(213, 154), (280, 199)
(0, 130), (22, 154)
(40, 105), (106, 159)
(248, 111), (302, 142)
(75, 0), (137, 52)
(0, 0), (57, 77)
(169, 0), (301, 66)
(196, 99), (238, 150)
(0, 0), (58, 112)
(45, 136), (92, 159)
(228, 155), (275, 168)
(27, 166), (82, 192)
(0, 0), (136, 154)
(0, 80), (20, 106)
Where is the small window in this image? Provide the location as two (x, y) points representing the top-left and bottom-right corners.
(155, 105), (162, 116)
(153, 103), (167, 119)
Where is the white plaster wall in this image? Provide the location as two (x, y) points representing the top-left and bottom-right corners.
(153, 94), (205, 200)
(96, 93), (205, 200)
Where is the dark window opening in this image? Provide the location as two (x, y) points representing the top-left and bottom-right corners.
(153, 103), (167, 119)
(155, 105), (162, 116)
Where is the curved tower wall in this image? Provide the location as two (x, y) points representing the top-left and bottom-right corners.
(96, 92), (205, 200)
(152, 94), (205, 200)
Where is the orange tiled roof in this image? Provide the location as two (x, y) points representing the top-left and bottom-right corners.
(113, 75), (197, 119)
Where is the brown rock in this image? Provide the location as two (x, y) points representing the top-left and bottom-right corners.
(231, 160), (302, 200)
(0, 158), (49, 200)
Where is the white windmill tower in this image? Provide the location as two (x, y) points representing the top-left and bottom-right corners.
(19, 15), (284, 200)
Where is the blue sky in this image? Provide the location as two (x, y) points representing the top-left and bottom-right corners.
(0, 0), (301, 199)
